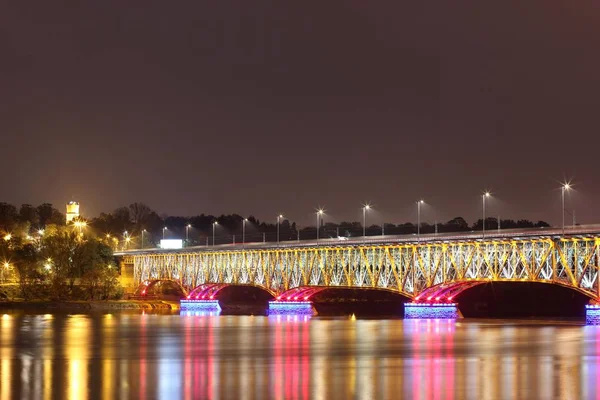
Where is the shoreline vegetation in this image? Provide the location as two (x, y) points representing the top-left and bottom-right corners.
(0, 299), (178, 311)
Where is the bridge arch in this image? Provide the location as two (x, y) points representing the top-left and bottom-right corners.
(187, 283), (275, 300)
(417, 279), (594, 318)
(135, 279), (188, 299)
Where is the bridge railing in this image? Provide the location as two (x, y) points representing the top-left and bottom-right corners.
(115, 224), (600, 255)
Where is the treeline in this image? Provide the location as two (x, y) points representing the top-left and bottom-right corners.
(0, 201), (552, 249)
(82, 203), (552, 247)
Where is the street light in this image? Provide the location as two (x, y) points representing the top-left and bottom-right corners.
(362, 204), (371, 238)
(417, 200), (424, 241)
(242, 218), (248, 245)
(212, 221), (218, 246)
(162, 227), (167, 240)
(277, 214), (284, 244)
(316, 209), (325, 243)
(141, 229), (146, 249)
(186, 224), (192, 245)
(561, 183), (571, 235)
(482, 192), (491, 238)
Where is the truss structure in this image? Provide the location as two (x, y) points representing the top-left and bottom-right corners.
(124, 237), (600, 299)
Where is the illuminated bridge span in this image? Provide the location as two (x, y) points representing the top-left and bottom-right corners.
(117, 225), (600, 301)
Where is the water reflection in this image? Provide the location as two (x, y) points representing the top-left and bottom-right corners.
(0, 313), (599, 399)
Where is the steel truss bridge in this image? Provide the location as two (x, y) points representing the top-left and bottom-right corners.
(117, 225), (600, 301)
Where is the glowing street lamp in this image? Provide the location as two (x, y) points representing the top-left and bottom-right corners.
(561, 183), (571, 235)
(416, 200), (425, 241)
(125, 236), (131, 250)
(316, 209), (325, 243)
(242, 218), (248, 245)
(277, 214), (284, 244)
(482, 192), (491, 238)
(212, 221), (218, 246)
(185, 224), (192, 245)
(362, 204), (371, 238)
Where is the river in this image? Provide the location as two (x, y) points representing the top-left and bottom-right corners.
(0, 311), (598, 399)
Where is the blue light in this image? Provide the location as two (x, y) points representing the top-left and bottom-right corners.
(180, 310), (220, 317)
(268, 301), (315, 316)
(180, 299), (222, 312)
(585, 305), (600, 325)
(404, 303), (458, 319)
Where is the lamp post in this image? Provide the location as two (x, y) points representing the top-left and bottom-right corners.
(212, 221), (218, 246)
(141, 229), (146, 249)
(316, 209), (324, 243)
(277, 214), (283, 244)
(186, 224), (191, 245)
(162, 227), (167, 240)
(242, 218), (248, 246)
(362, 204), (371, 238)
(417, 200), (424, 241)
(562, 183), (570, 235)
(482, 192), (491, 238)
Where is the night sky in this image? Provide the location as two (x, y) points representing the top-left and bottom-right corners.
(2, 2), (599, 227)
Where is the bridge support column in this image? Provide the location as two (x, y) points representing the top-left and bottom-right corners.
(585, 304), (600, 325)
(404, 303), (459, 319)
(268, 301), (316, 316)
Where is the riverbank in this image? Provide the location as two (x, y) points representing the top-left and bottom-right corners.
(0, 300), (180, 311)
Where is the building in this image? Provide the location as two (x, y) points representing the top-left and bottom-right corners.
(66, 201), (80, 224)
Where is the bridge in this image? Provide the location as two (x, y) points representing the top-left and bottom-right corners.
(115, 225), (600, 322)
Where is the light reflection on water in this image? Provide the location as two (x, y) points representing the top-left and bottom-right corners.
(0, 312), (599, 399)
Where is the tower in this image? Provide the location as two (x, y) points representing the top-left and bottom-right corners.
(66, 201), (80, 224)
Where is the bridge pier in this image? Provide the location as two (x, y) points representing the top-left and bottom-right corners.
(404, 302), (459, 319)
(585, 304), (600, 325)
(268, 300), (316, 316)
(180, 299), (222, 313)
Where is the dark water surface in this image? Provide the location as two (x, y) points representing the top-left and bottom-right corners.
(0, 311), (599, 399)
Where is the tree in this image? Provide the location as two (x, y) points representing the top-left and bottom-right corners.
(0, 203), (18, 231)
(129, 202), (152, 226)
(19, 204), (39, 227)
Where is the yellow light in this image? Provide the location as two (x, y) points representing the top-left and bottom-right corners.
(484, 192), (491, 197)
(364, 205), (371, 210)
(317, 209), (324, 215)
(563, 183), (571, 190)
(38, 230), (44, 236)
(3, 234), (11, 241)
(47, 258), (52, 263)
(125, 237), (131, 242)
(3, 262), (9, 269)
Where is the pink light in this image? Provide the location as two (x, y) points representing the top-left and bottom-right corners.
(436, 297), (440, 301)
(448, 296), (453, 301)
(287, 296), (292, 300)
(427, 296), (432, 301)
(293, 296), (298, 300)
(186, 295), (190, 299)
(195, 295), (199, 299)
(304, 296), (309, 300)
(142, 290), (146, 295)
(210, 296), (214, 299)
(415, 296), (421, 301)
(277, 296), (281, 300)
